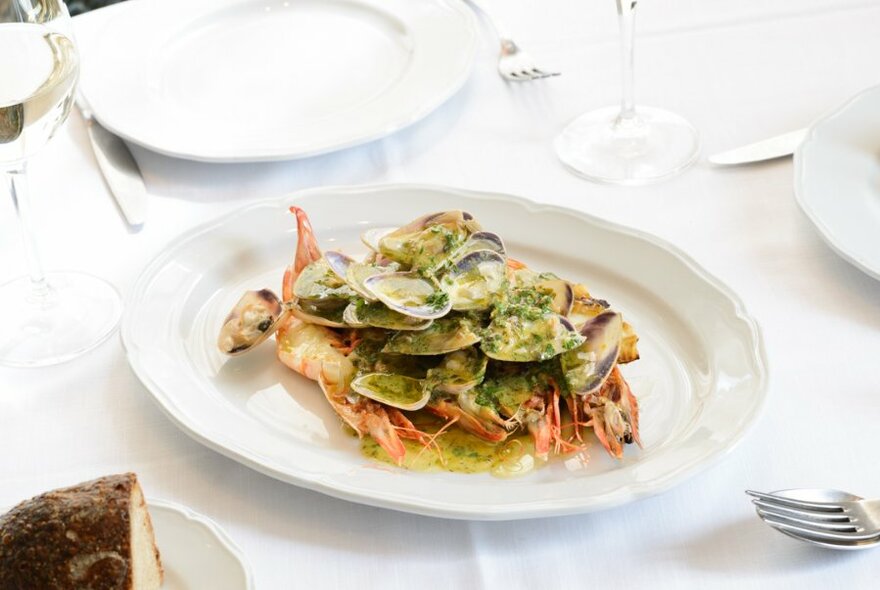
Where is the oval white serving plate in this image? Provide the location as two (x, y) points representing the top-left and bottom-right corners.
(80, 0), (477, 162)
(122, 184), (768, 520)
(794, 84), (880, 281)
(149, 499), (254, 589)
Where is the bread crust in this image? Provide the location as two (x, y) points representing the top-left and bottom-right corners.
(0, 473), (158, 590)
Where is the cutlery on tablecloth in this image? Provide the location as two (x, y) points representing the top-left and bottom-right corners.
(463, 0), (560, 81)
(708, 128), (807, 166)
(76, 93), (147, 227)
(746, 489), (880, 550)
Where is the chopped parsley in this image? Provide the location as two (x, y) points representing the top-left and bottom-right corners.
(425, 290), (449, 311)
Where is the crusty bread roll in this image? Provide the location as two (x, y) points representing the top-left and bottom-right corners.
(0, 473), (163, 590)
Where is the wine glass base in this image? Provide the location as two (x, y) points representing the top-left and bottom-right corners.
(555, 106), (700, 185)
(0, 272), (122, 368)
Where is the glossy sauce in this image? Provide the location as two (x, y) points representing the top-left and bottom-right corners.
(360, 416), (541, 477)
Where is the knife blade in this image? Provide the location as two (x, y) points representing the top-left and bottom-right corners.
(77, 94), (147, 227)
(707, 128), (808, 166)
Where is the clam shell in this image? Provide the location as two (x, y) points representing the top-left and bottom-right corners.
(289, 299), (348, 328)
(535, 279), (574, 316)
(569, 296), (611, 329)
(383, 315), (481, 356)
(324, 250), (354, 281)
(440, 250), (507, 311)
(350, 373), (429, 411)
(559, 310), (623, 395)
(378, 211), (480, 271)
(293, 259), (355, 301)
(343, 301), (433, 331)
(217, 289), (287, 355)
(459, 231), (506, 257)
(324, 250), (387, 302)
(363, 272), (451, 319)
(482, 312), (585, 362)
(425, 346), (488, 394)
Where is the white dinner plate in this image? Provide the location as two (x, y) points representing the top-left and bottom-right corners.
(79, 0), (477, 162)
(794, 84), (880, 281)
(122, 184), (768, 520)
(149, 499), (254, 589)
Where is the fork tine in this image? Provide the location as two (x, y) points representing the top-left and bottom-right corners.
(751, 500), (852, 522)
(755, 507), (858, 531)
(760, 514), (880, 542)
(531, 68), (561, 78)
(745, 490), (844, 512)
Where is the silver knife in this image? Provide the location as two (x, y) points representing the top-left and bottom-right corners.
(77, 93), (147, 226)
(707, 128), (808, 166)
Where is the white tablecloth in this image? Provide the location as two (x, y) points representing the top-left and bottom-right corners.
(3, 0), (880, 587)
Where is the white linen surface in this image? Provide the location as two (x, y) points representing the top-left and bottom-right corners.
(2, 0), (880, 587)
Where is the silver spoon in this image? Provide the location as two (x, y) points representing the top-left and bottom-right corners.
(746, 488), (880, 550)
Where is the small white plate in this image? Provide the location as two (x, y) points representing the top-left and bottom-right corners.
(794, 85), (880, 281)
(122, 184), (768, 520)
(149, 499), (254, 589)
(79, 0), (477, 162)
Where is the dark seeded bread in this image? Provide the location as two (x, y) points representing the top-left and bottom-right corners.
(0, 473), (163, 590)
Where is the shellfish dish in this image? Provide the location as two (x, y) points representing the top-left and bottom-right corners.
(217, 207), (643, 475)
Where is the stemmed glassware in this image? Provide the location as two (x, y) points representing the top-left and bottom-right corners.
(0, 0), (121, 366)
(555, 0), (699, 184)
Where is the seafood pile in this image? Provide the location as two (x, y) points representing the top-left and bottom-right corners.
(218, 207), (642, 468)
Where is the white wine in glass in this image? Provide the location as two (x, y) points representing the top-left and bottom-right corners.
(0, 1), (121, 367)
(555, 1), (699, 184)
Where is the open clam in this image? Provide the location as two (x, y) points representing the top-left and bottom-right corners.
(343, 300), (433, 331)
(324, 250), (395, 302)
(350, 373), (429, 411)
(482, 313), (584, 363)
(559, 310), (623, 395)
(440, 250), (507, 311)
(535, 279), (574, 316)
(363, 272), (452, 319)
(378, 210), (480, 271)
(425, 346), (488, 394)
(293, 258), (356, 301)
(383, 315), (481, 356)
(217, 289), (288, 355)
(289, 298), (348, 328)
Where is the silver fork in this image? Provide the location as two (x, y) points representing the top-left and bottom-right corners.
(746, 489), (880, 549)
(463, 0), (560, 82)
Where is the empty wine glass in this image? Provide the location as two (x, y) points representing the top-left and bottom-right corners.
(0, 0), (121, 366)
(555, 1), (699, 184)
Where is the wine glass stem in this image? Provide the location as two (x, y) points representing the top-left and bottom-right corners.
(5, 164), (51, 300)
(616, 0), (638, 122)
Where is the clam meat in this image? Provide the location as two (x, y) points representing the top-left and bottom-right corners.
(217, 289), (287, 355)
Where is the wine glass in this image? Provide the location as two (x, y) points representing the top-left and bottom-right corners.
(0, 0), (121, 367)
(555, 1), (699, 184)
